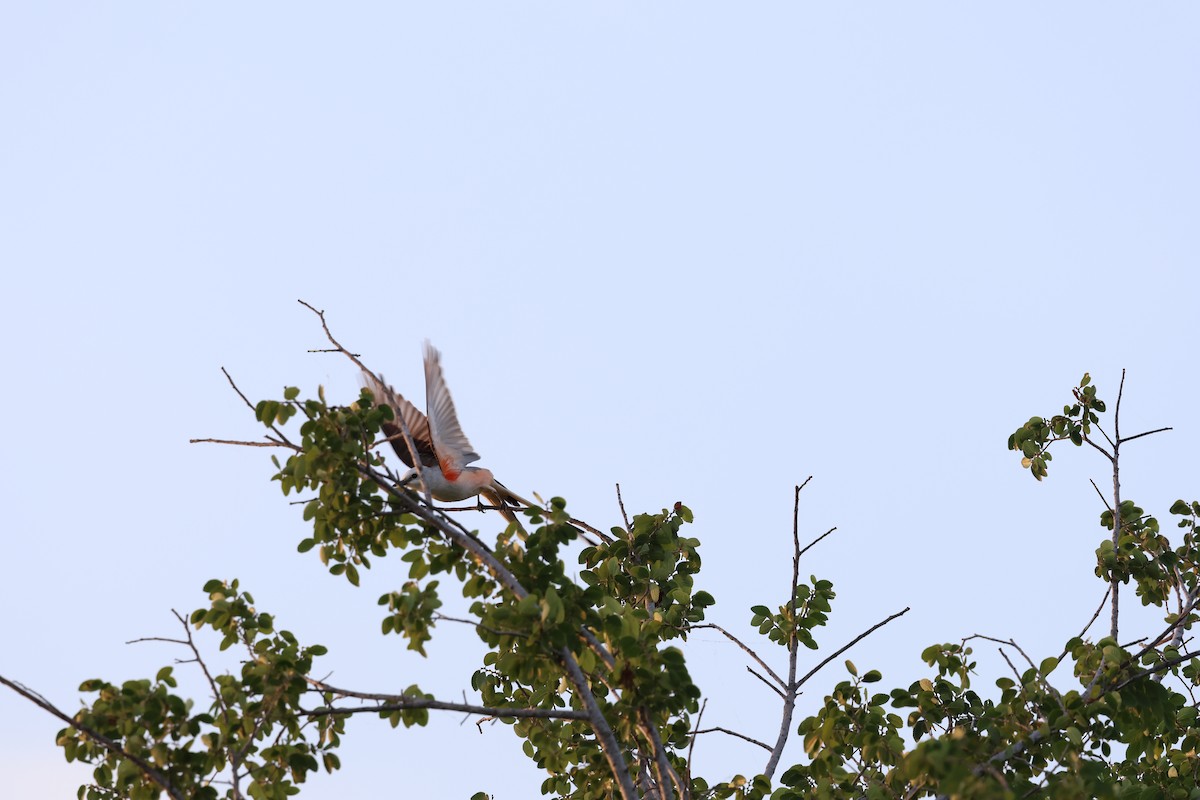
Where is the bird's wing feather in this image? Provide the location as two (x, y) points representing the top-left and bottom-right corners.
(423, 341), (481, 479)
(360, 371), (438, 469)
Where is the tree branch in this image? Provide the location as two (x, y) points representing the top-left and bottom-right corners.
(0, 675), (186, 800)
(1109, 370), (1125, 640)
(745, 666), (786, 700)
(795, 607), (911, 691)
(765, 481), (807, 779)
(687, 623), (785, 688)
(189, 438), (289, 448)
(690, 726), (772, 752)
(304, 698), (589, 722)
(686, 698), (707, 788)
(1120, 426), (1173, 444)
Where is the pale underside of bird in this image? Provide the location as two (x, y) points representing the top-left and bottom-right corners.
(360, 342), (532, 522)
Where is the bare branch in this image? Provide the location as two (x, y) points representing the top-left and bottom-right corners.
(305, 702), (586, 720)
(690, 726), (772, 752)
(616, 483), (631, 533)
(302, 681), (590, 722)
(1120, 426), (1173, 444)
(765, 482), (808, 779)
(431, 611), (526, 639)
(1091, 424), (1117, 453)
(997, 647), (1022, 684)
(795, 607), (911, 690)
(297, 300), (365, 367)
(1088, 479), (1113, 514)
(687, 623), (785, 688)
(686, 698), (707, 785)
(205, 367), (299, 453)
(221, 365), (258, 412)
(1057, 586), (1111, 664)
(798, 526), (838, 560)
(966, 634), (1062, 705)
(189, 438), (288, 448)
(745, 666), (786, 700)
(563, 514), (615, 544)
(1114, 369), (1126, 443)
(126, 636), (189, 646)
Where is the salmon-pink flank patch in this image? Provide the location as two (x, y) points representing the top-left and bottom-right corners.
(439, 456), (460, 481)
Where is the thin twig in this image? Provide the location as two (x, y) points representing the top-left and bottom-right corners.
(1088, 480), (1113, 514)
(798, 527), (838, 560)
(687, 698), (707, 787)
(745, 666), (786, 700)
(795, 608), (911, 690)
(1057, 586), (1111, 664)
(126, 635), (189, 646)
(997, 647), (1022, 684)
(687, 623), (785, 687)
(221, 366), (257, 411)
(189, 438), (287, 448)
(1081, 434), (1115, 463)
(304, 700), (588, 721)
(432, 612), (526, 640)
(966, 634), (1062, 706)
(297, 301), (366, 369)
(616, 483), (631, 533)
(1120, 426), (1173, 444)
(690, 727), (772, 752)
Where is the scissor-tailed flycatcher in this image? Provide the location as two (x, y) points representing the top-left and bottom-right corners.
(361, 342), (532, 522)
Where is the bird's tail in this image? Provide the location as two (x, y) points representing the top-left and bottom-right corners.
(480, 481), (540, 535)
(485, 482), (602, 547)
(490, 480), (538, 512)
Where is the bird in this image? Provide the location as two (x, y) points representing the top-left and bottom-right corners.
(360, 341), (533, 523)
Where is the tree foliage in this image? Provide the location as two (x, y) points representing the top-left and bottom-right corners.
(5, 316), (1199, 799)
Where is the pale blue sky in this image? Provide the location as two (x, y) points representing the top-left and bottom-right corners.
(2, 4), (1198, 797)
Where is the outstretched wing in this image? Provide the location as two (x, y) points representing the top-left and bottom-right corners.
(423, 341), (481, 480)
(360, 370), (438, 469)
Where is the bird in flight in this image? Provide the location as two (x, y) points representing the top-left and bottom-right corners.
(361, 342), (532, 523)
